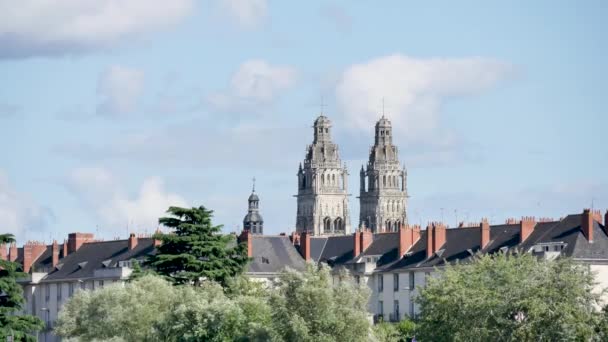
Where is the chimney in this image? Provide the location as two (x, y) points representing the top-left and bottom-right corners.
(360, 228), (373, 252)
(480, 219), (490, 249)
(399, 224), (414, 257)
(238, 230), (253, 257)
(354, 230), (361, 256)
(300, 232), (310, 261)
(591, 210), (602, 225)
(128, 233), (138, 250)
(289, 231), (300, 245)
(52, 240), (59, 268)
(9, 243), (17, 262)
(152, 228), (163, 247)
(426, 224), (434, 258)
(67, 233), (94, 254)
(427, 223), (447, 258)
(0, 244), (6, 261)
(605, 210), (608, 231)
(582, 209), (593, 242)
(23, 241), (47, 273)
(62, 239), (68, 258)
(519, 217), (536, 243)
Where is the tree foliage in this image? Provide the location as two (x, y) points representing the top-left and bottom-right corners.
(148, 206), (249, 285)
(416, 252), (607, 341)
(0, 233), (44, 341)
(55, 265), (374, 342)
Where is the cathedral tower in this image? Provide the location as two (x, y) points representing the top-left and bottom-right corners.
(243, 179), (263, 234)
(296, 115), (351, 235)
(359, 116), (408, 232)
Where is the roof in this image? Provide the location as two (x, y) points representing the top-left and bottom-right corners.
(243, 211), (263, 223)
(43, 238), (155, 281)
(308, 235), (354, 266)
(247, 236), (306, 274)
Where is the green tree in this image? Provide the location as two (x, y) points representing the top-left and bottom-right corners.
(270, 264), (372, 342)
(416, 252), (605, 341)
(0, 233), (44, 341)
(148, 206), (249, 285)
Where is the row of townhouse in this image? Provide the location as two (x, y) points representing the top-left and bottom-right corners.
(295, 209), (608, 322)
(3, 231), (304, 342)
(4, 208), (608, 340)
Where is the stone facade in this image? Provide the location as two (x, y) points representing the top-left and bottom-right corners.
(296, 115), (351, 235)
(359, 116), (408, 232)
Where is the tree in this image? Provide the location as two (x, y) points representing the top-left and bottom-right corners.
(270, 264), (372, 342)
(416, 252), (605, 341)
(55, 267), (377, 342)
(148, 206), (249, 285)
(0, 233), (44, 341)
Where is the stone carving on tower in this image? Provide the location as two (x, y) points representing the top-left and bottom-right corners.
(359, 116), (408, 232)
(296, 115), (351, 235)
(243, 178), (263, 235)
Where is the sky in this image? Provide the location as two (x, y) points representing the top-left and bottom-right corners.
(1, 0), (607, 243)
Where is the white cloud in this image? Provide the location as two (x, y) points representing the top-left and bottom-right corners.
(335, 54), (514, 141)
(206, 60), (297, 112)
(0, 0), (195, 58)
(0, 171), (52, 240)
(97, 65), (145, 116)
(67, 167), (187, 231)
(217, 0), (268, 29)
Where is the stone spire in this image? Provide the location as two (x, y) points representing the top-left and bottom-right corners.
(296, 115), (351, 235)
(243, 177), (263, 235)
(359, 116), (408, 232)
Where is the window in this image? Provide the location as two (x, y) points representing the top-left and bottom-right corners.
(45, 285), (50, 302)
(99, 280), (104, 288)
(394, 300), (400, 320)
(378, 301), (384, 315)
(80, 281), (86, 290)
(355, 275), (360, 284)
(409, 272), (415, 290)
(57, 284), (62, 301)
(409, 299), (415, 317)
(69, 283), (74, 296)
(378, 275), (384, 292)
(393, 274), (399, 291)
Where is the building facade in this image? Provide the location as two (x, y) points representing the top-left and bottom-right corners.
(296, 115), (351, 235)
(359, 116), (408, 232)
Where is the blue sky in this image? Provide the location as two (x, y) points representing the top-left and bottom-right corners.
(1, 0), (607, 243)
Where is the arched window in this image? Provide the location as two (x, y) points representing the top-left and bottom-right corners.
(324, 217), (332, 233)
(332, 174), (335, 185)
(302, 177), (306, 189)
(321, 174), (325, 185)
(383, 175), (386, 187)
(334, 217), (343, 232)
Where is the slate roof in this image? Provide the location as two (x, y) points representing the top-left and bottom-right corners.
(43, 238), (155, 281)
(308, 235), (354, 266)
(246, 236), (306, 274)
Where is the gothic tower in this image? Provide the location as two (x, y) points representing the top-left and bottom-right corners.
(359, 116), (408, 232)
(243, 179), (263, 234)
(296, 115), (351, 235)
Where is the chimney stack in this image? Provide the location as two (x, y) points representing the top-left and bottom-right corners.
(300, 232), (311, 261)
(9, 243), (17, 262)
(399, 224), (420, 257)
(360, 228), (373, 253)
(52, 240), (59, 268)
(426, 223), (447, 258)
(289, 231), (300, 246)
(67, 233), (94, 254)
(354, 230), (361, 256)
(519, 217), (536, 243)
(23, 241), (47, 273)
(605, 210), (608, 231)
(62, 239), (68, 258)
(128, 233), (138, 250)
(480, 219), (490, 250)
(238, 230), (253, 257)
(582, 209), (593, 242)
(0, 244), (6, 261)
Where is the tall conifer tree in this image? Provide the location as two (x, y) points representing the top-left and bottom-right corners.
(149, 206), (249, 286)
(0, 233), (44, 341)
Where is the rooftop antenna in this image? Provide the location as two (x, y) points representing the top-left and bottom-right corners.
(440, 207), (445, 223)
(591, 197), (595, 211)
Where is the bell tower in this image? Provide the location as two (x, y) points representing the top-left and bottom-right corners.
(243, 178), (263, 235)
(296, 115), (351, 235)
(359, 116), (408, 232)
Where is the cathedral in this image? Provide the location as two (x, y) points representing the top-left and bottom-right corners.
(242, 113), (408, 236)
